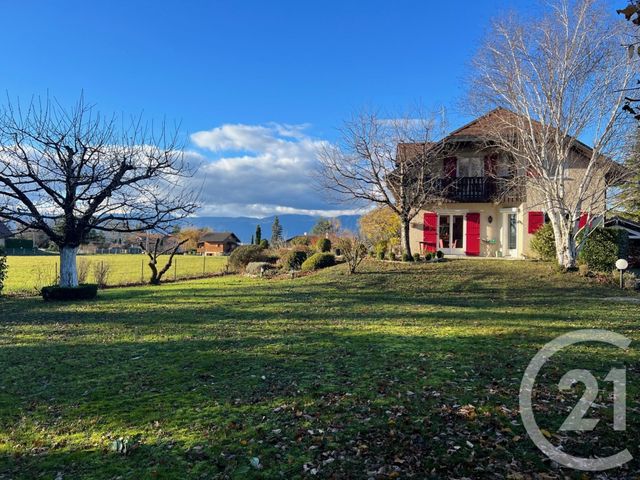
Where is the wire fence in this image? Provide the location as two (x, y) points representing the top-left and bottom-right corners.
(4, 254), (229, 295)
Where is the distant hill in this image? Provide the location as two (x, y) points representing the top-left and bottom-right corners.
(181, 214), (361, 244)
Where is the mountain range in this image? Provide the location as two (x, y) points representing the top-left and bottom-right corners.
(181, 214), (361, 243)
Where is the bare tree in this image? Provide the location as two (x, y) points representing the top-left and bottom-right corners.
(139, 236), (188, 285)
(0, 95), (199, 287)
(336, 235), (368, 274)
(468, 0), (634, 268)
(318, 109), (450, 258)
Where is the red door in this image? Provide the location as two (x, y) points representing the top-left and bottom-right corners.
(423, 212), (438, 253)
(465, 213), (480, 256)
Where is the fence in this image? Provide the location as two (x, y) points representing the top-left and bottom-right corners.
(3, 254), (229, 295)
(3, 248), (54, 256)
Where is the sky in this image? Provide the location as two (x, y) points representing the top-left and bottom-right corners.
(0, 0), (621, 217)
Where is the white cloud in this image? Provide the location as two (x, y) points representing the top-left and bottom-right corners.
(188, 123), (361, 218)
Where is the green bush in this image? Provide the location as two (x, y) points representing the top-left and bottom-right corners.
(402, 253), (412, 262)
(41, 284), (98, 301)
(316, 238), (331, 253)
(301, 252), (336, 272)
(0, 248), (6, 295)
(259, 239), (270, 249)
(425, 252), (433, 261)
(389, 252), (396, 261)
(530, 222), (556, 261)
(579, 228), (629, 273)
(278, 250), (308, 270)
(413, 253), (421, 262)
(436, 250), (444, 259)
(228, 245), (268, 271)
(375, 240), (388, 257)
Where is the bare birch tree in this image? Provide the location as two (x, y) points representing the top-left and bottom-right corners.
(468, 0), (634, 268)
(317, 110), (450, 258)
(0, 95), (199, 287)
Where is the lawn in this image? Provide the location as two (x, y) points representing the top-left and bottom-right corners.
(0, 260), (639, 479)
(3, 255), (227, 294)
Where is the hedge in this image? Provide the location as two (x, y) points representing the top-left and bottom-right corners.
(316, 238), (331, 253)
(41, 284), (98, 301)
(530, 222), (556, 261)
(228, 245), (268, 271)
(278, 250), (308, 270)
(579, 227), (629, 273)
(301, 252), (336, 272)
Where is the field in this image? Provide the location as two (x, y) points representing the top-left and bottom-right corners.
(3, 254), (228, 294)
(0, 260), (639, 479)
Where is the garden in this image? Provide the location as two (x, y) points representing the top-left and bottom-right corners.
(0, 259), (638, 478)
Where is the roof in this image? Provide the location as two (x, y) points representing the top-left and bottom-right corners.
(401, 108), (622, 175)
(0, 221), (12, 239)
(200, 232), (240, 244)
(605, 216), (640, 239)
(446, 108), (601, 161)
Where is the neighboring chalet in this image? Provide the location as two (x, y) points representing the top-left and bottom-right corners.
(606, 216), (640, 266)
(404, 108), (615, 259)
(0, 221), (12, 248)
(197, 232), (241, 256)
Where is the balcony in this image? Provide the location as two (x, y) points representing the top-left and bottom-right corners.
(437, 176), (526, 203)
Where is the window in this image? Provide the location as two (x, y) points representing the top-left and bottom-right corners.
(508, 214), (517, 250)
(457, 157), (483, 177)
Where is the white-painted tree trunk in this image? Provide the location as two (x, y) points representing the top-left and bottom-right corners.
(59, 246), (79, 287)
(550, 215), (577, 269)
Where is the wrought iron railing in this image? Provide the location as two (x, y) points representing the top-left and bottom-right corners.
(437, 177), (526, 203)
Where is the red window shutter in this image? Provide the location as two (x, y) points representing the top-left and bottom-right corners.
(578, 212), (588, 229)
(443, 157), (457, 178)
(465, 213), (481, 256)
(423, 212), (438, 253)
(528, 211), (544, 234)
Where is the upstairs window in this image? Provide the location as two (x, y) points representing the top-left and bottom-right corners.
(457, 157), (484, 177)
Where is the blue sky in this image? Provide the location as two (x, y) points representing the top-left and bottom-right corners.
(0, 0), (620, 217)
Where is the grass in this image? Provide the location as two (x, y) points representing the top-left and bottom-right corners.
(0, 260), (639, 478)
(3, 254), (227, 294)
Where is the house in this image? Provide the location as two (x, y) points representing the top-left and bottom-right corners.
(605, 216), (640, 267)
(406, 108), (613, 259)
(0, 221), (12, 248)
(197, 232), (241, 256)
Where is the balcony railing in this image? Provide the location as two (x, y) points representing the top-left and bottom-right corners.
(437, 177), (526, 203)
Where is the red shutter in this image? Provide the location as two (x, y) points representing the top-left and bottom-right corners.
(578, 212), (588, 229)
(465, 213), (480, 256)
(528, 211), (544, 234)
(423, 212), (438, 253)
(443, 157), (457, 178)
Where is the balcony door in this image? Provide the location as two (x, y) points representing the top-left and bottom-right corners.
(438, 214), (465, 254)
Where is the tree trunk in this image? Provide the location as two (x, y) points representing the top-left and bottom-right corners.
(148, 260), (159, 285)
(401, 218), (412, 259)
(550, 218), (577, 269)
(59, 246), (79, 287)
